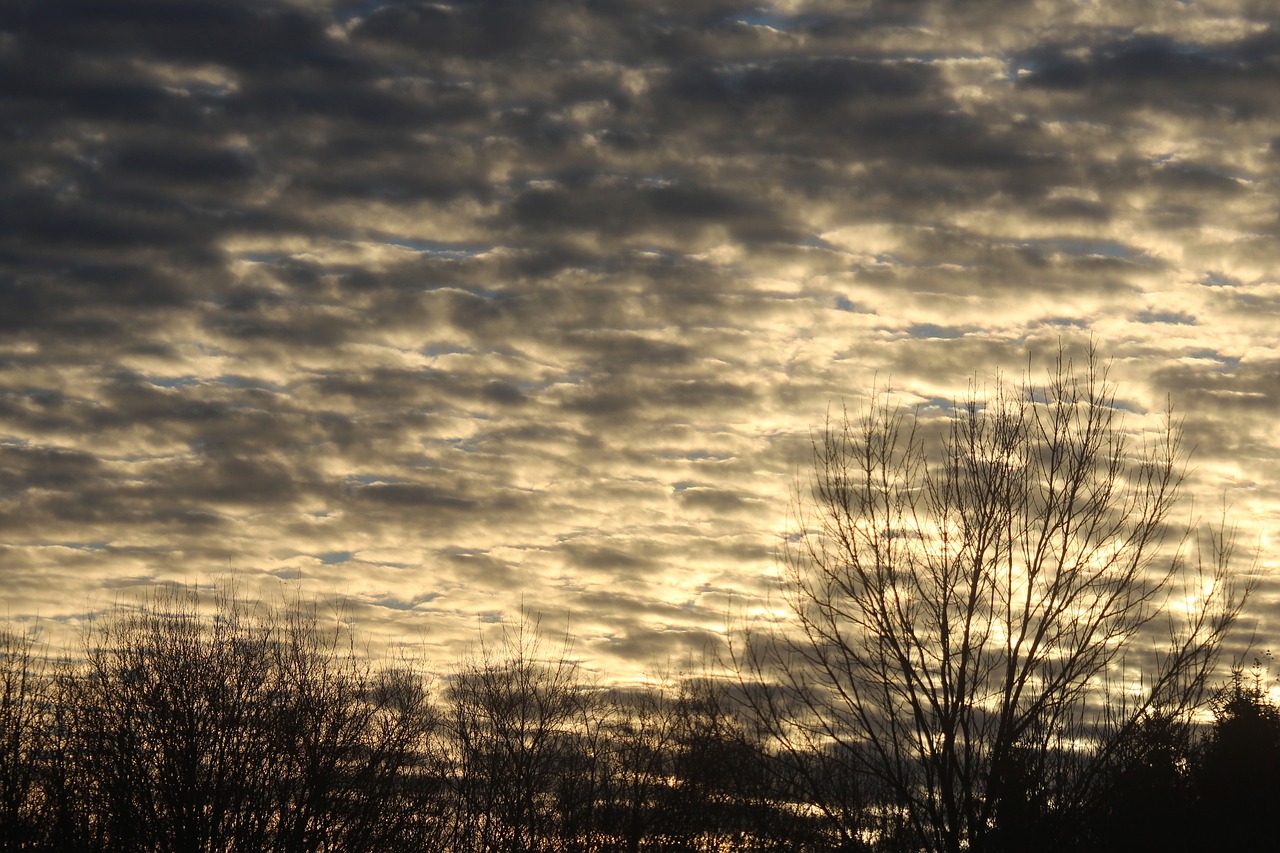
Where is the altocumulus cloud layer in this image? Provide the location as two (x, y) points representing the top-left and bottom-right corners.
(2, 0), (1279, 669)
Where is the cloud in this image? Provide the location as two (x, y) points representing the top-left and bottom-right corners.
(1, 0), (1278, 673)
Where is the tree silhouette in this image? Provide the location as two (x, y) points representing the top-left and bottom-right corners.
(1084, 709), (1195, 853)
(736, 346), (1251, 853)
(60, 586), (440, 853)
(443, 615), (604, 852)
(1194, 658), (1280, 850)
(1, 364), (1273, 853)
(0, 628), (53, 852)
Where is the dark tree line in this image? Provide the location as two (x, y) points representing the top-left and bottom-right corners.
(0, 588), (825, 853)
(1, 590), (440, 853)
(0, 592), (1277, 852)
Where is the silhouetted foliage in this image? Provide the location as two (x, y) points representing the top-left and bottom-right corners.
(1077, 659), (1280, 853)
(1084, 710), (1195, 853)
(0, 591), (825, 852)
(0, 596), (1277, 852)
(1194, 657), (1280, 851)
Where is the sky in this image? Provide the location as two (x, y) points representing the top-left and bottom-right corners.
(2, 0), (1279, 675)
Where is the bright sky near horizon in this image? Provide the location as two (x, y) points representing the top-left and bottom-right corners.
(2, 0), (1278, 675)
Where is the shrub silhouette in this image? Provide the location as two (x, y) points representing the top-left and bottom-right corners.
(1194, 660), (1280, 850)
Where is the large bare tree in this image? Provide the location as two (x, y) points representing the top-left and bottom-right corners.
(740, 347), (1251, 853)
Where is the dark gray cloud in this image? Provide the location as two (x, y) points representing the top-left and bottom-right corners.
(1, 0), (1278, 670)
(1017, 29), (1280, 115)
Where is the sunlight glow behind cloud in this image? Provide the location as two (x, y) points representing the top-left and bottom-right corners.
(0, 0), (1277, 672)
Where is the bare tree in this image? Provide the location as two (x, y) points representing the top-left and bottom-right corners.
(0, 627), (53, 852)
(443, 614), (604, 853)
(63, 585), (440, 853)
(739, 347), (1251, 853)
(595, 681), (682, 853)
(265, 598), (443, 853)
(598, 675), (758, 853)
